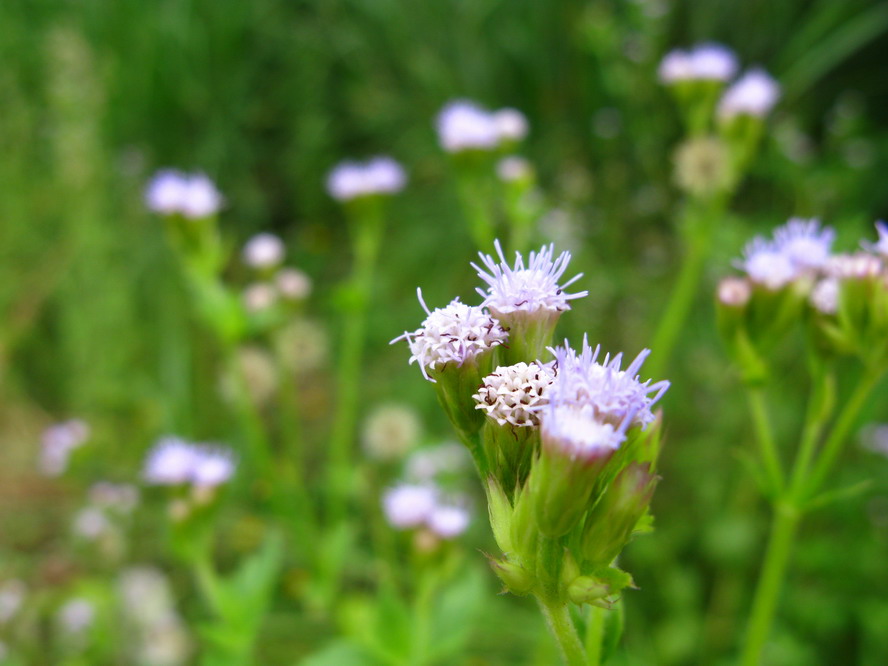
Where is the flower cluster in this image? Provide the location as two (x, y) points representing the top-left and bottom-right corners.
(658, 43), (738, 83)
(395, 241), (669, 608)
(436, 100), (528, 153)
(239, 233), (311, 315)
(143, 437), (236, 490)
(382, 483), (471, 540)
(40, 420), (90, 477)
(326, 156), (407, 202)
(144, 170), (223, 219)
(719, 219), (888, 375)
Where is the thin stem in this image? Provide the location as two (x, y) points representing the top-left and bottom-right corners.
(646, 216), (710, 380)
(584, 605), (606, 666)
(740, 502), (799, 666)
(222, 342), (273, 481)
(805, 369), (882, 500)
(746, 387), (784, 495)
(538, 599), (589, 666)
(787, 374), (833, 501)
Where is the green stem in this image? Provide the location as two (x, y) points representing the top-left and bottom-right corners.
(740, 502), (799, 666)
(746, 387), (784, 495)
(584, 605), (606, 666)
(646, 210), (711, 380)
(538, 599), (589, 666)
(222, 343), (273, 481)
(787, 374), (833, 501)
(805, 369), (882, 500)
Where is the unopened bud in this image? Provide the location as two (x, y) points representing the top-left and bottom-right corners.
(567, 576), (610, 605)
(490, 558), (535, 595)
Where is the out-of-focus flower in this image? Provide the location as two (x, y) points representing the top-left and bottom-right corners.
(718, 69), (780, 120)
(142, 438), (236, 489)
(57, 598), (95, 635)
(273, 318), (328, 373)
(473, 362), (556, 427)
(427, 504), (471, 538)
(145, 171), (223, 219)
(326, 156), (406, 201)
(382, 484), (438, 528)
(362, 403), (422, 461)
(673, 136), (731, 197)
(658, 43), (737, 84)
(405, 442), (469, 482)
(496, 156), (534, 183)
(242, 233), (285, 269)
(221, 346), (278, 406)
(40, 420), (90, 477)
(190, 446), (236, 489)
(824, 252), (883, 280)
(737, 238), (797, 290)
(863, 221), (888, 258)
(72, 507), (113, 540)
(275, 268), (312, 301)
(492, 108), (529, 142)
(810, 278), (840, 315)
(0, 580), (27, 624)
(392, 290), (508, 382)
(436, 100), (502, 152)
(717, 277), (752, 307)
(773, 218), (834, 271)
(89, 482), (140, 513)
(243, 282), (277, 313)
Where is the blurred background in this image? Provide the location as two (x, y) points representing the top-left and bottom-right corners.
(2, 0), (888, 664)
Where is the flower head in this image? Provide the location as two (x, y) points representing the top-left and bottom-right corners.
(824, 252), (884, 280)
(658, 43), (737, 84)
(473, 362), (556, 427)
(547, 337), (669, 431)
(496, 156), (534, 183)
(737, 237), (798, 289)
(382, 484), (438, 529)
(492, 108), (529, 142)
(144, 171), (223, 219)
(40, 420), (90, 477)
(142, 437), (198, 485)
(436, 100), (501, 152)
(362, 403), (422, 461)
(275, 268), (312, 301)
(718, 69), (780, 119)
(810, 278), (839, 315)
(717, 276), (752, 307)
(773, 218), (834, 270)
(392, 289), (507, 382)
(473, 240), (588, 318)
(190, 446), (236, 488)
(863, 221), (888, 257)
(427, 504), (471, 538)
(242, 233), (285, 269)
(326, 156), (406, 201)
(541, 404), (626, 461)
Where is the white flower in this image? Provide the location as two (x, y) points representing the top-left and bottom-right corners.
(144, 171), (223, 219)
(863, 220), (888, 257)
(382, 484), (438, 529)
(548, 337), (669, 431)
(72, 507), (112, 539)
(718, 69), (780, 119)
(145, 170), (188, 215)
(737, 237), (798, 289)
(89, 482), (140, 513)
(658, 43), (737, 83)
(824, 252), (883, 280)
(473, 362), (556, 427)
(427, 505), (471, 538)
(0, 580), (27, 624)
(473, 240), (588, 318)
(40, 420), (90, 477)
(404, 442), (469, 482)
(275, 268), (312, 300)
(810, 278), (839, 315)
(243, 282), (277, 313)
(57, 598), (95, 635)
(392, 290), (508, 382)
(326, 156), (406, 201)
(717, 276), (752, 307)
(178, 174), (223, 219)
(242, 233), (285, 269)
(190, 446), (236, 488)
(496, 156), (533, 183)
(142, 437), (199, 485)
(773, 218), (834, 270)
(493, 108), (529, 142)
(362, 403), (422, 461)
(541, 403), (626, 461)
(436, 100), (501, 153)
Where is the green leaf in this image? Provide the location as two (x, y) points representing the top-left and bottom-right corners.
(299, 640), (380, 666)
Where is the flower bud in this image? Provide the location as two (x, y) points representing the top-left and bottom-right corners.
(581, 463), (658, 568)
(567, 576), (610, 606)
(489, 557), (535, 595)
